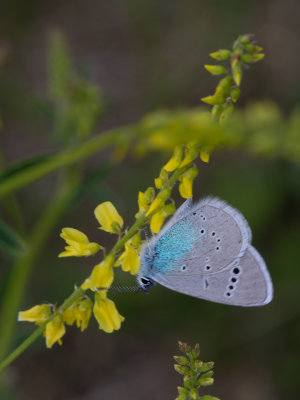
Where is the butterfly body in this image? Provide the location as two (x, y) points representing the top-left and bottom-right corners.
(137, 197), (273, 307)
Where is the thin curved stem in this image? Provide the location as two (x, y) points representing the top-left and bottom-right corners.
(0, 165), (187, 372)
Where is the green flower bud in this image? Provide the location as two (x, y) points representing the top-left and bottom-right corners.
(241, 53), (264, 63)
(220, 102), (234, 121)
(189, 388), (199, 400)
(144, 187), (155, 203)
(230, 87), (241, 103)
(177, 386), (189, 400)
(183, 374), (193, 389)
(200, 396), (220, 400)
(201, 371), (214, 379)
(240, 34), (252, 45)
(216, 76), (233, 98)
(174, 355), (190, 366)
(201, 94), (225, 106)
(204, 65), (228, 76)
(198, 377), (214, 387)
(178, 341), (191, 353)
(232, 63), (242, 86)
(192, 343), (200, 358)
(209, 49), (231, 60)
(198, 361), (214, 372)
(194, 359), (204, 371)
(174, 364), (190, 375)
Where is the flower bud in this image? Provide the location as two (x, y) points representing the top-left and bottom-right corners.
(204, 65), (227, 76)
(209, 49), (231, 60)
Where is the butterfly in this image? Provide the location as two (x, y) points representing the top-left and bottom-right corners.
(137, 197), (273, 306)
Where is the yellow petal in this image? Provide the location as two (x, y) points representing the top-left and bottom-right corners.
(179, 176), (193, 199)
(18, 304), (51, 323)
(146, 197), (164, 216)
(59, 228), (101, 257)
(150, 203), (175, 234)
(179, 143), (200, 168)
(81, 254), (115, 290)
(163, 145), (184, 172)
(94, 202), (124, 234)
(45, 316), (66, 348)
(93, 293), (125, 333)
(61, 228), (89, 244)
(200, 149), (210, 163)
(118, 234), (141, 275)
(150, 212), (166, 234)
(76, 299), (93, 331)
(62, 303), (77, 326)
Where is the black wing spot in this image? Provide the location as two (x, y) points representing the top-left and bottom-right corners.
(180, 264), (187, 271)
(232, 267), (240, 275)
(193, 212), (197, 215)
(204, 279), (209, 289)
(200, 229), (205, 234)
(205, 265), (211, 271)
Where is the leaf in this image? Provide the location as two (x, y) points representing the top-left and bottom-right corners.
(0, 219), (27, 256)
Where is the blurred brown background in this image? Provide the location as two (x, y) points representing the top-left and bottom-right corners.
(0, 1), (300, 399)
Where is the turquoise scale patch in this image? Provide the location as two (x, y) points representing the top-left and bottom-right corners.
(152, 219), (198, 274)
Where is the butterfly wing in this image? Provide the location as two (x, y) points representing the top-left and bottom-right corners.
(150, 197), (251, 277)
(152, 245), (273, 306)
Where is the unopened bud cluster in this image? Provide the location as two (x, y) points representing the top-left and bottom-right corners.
(174, 342), (220, 400)
(202, 33), (264, 122)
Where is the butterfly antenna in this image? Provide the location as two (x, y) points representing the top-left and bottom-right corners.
(130, 243), (140, 257)
(98, 286), (141, 293)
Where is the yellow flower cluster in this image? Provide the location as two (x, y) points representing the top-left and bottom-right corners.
(135, 142), (204, 233)
(19, 142), (204, 348)
(19, 201), (128, 347)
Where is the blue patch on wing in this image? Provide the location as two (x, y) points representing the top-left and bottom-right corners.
(153, 219), (198, 274)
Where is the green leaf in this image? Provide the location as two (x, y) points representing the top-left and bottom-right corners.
(0, 219), (27, 256)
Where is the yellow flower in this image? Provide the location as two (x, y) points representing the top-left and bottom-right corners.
(18, 304), (51, 324)
(117, 233), (141, 275)
(75, 299), (93, 331)
(62, 303), (77, 326)
(163, 145), (184, 172)
(63, 299), (93, 331)
(179, 167), (198, 199)
(135, 187), (155, 218)
(81, 254), (115, 291)
(154, 168), (168, 189)
(94, 201), (123, 234)
(93, 291), (125, 333)
(45, 315), (66, 348)
(179, 143), (200, 168)
(58, 227), (101, 258)
(150, 203), (176, 234)
(200, 149), (210, 163)
(146, 188), (171, 216)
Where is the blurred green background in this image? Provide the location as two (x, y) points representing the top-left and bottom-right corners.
(0, 1), (300, 399)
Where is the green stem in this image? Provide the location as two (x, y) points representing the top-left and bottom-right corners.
(0, 164), (187, 372)
(0, 176), (79, 361)
(0, 286), (84, 373)
(0, 126), (136, 197)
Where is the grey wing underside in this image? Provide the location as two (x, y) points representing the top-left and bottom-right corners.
(150, 197), (252, 276)
(147, 197), (273, 306)
(152, 245), (273, 306)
